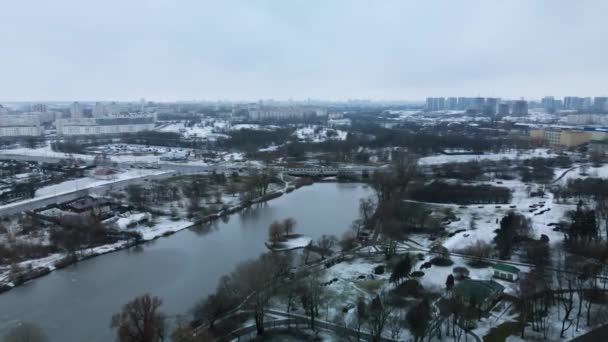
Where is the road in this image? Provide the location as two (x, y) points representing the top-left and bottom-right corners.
(0, 172), (172, 216)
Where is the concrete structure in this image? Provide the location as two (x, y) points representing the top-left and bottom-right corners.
(56, 114), (156, 136)
(0, 114), (43, 137)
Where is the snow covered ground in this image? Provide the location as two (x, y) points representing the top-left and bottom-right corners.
(294, 126), (348, 143)
(34, 169), (165, 197)
(418, 148), (556, 166)
(159, 122), (230, 140)
(270, 235), (312, 251)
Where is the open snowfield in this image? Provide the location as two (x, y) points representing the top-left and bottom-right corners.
(418, 148), (556, 166)
(159, 122), (230, 140)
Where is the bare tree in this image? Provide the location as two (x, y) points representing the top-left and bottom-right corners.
(339, 230), (358, 253)
(316, 234), (338, 259)
(368, 292), (394, 342)
(192, 276), (237, 331)
(282, 217), (297, 237)
(3, 322), (49, 342)
(268, 220), (285, 245)
(111, 294), (165, 342)
(299, 271), (324, 330)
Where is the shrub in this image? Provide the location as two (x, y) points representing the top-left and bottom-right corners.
(430, 257), (454, 267)
(374, 265), (385, 275)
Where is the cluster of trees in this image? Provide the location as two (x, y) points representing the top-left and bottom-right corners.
(238, 168), (277, 203)
(348, 122), (538, 154)
(121, 131), (199, 148)
(124, 174), (239, 219)
(565, 201), (599, 244)
(410, 181), (511, 204)
(190, 252), (295, 338)
(555, 178), (608, 202)
(267, 218), (297, 245)
(519, 156), (571, 183)
(50, 140), (87, 154)
(494, 212), (532, 259)
(218, 128), (293, 153)
(50, 217), (141, 256)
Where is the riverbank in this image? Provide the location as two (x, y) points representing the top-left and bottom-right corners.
(0, 180), (308, 295)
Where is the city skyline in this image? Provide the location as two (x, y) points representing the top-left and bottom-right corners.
(2, 1), (608, 101)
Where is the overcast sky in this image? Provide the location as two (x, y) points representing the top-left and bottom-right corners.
(1, 0), (607, 102)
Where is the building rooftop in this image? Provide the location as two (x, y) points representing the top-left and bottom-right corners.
(453, 279), (505, 302)
(492, 263), (521, 274)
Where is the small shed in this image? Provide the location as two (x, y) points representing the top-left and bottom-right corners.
(492, 263), (520, 282)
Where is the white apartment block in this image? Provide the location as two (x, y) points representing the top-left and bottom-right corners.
(564, 114), (608, 126)
(248, 107), (317, 121)
(56, 114), (156, 136)
(0, 114), (42, 137)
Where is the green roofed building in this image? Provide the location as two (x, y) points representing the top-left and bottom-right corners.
(492, 263), (520, 282)
(453, 279), (505, 311)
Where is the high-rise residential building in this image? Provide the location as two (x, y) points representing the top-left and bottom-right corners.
(484, 98), (499, 116)
(473, 97), (485, 112)
(32, 103), (48, 112)
(593, 97), (608, 112)
(511, 100), (528, 116)
(563, 97), (581, 110)
(498, 103), (509, 116)
(70, 102), (83, 118)
(541, 96), (556, 112)
(582, 97), (592, 111)
(446, 97), (458, 110)
(457, 97), (470, 110)
(425, 97), (445, 111)
(93, 102), (106, 117)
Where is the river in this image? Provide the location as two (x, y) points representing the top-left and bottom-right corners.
(0, 183), (372, 341)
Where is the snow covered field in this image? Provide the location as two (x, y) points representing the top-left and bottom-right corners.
(418, 148), (555, 166)
(294, 126), (348, 142)
(159, 122), (230, 140)
(34, 169), (165, 197)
